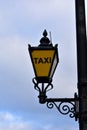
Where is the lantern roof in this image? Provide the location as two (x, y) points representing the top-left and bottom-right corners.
(39, 30), (53, 47)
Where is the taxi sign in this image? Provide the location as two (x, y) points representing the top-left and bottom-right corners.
(31, 50), (55, 77)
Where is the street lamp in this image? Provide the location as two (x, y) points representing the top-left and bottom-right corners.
(28, 30), (79, 120)
(29, 30), (59, 83)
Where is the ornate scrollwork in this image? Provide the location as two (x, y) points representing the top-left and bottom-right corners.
(32, 77), (79, 120)
(46, 101), (75, 118)
(32, 77), (53, 93)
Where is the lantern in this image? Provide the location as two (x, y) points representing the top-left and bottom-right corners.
(28, 30), (59, 83)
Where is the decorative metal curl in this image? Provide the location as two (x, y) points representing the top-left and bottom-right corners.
(32, 77), (54, 104)
(46, 101), (75, 118)
(32, 77), (40, 92)
(32, 77), (53, 93)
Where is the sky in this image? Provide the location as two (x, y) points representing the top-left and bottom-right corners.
(0, 0), (87, 130)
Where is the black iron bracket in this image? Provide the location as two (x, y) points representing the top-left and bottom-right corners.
(32, 77), (79, 121)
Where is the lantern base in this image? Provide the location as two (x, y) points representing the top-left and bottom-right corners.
(36, 77), (52, 83)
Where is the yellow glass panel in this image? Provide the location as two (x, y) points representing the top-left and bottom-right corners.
(31, 50), (55, 77)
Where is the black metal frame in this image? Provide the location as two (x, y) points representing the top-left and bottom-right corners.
(33, 77), (79, 121)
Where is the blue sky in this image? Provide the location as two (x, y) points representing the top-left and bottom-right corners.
(0, 0), (87, 130)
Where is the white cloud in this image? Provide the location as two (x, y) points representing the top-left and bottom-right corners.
(0, 111), (36, 130)
(0, 111), (79, 130)
(0, 112), (15, 122)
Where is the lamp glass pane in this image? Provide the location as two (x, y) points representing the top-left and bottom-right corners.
(50, 54), (58, 78)
(31, 50), (55, 77)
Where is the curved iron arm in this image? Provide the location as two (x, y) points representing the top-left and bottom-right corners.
(32, 79), (79, 121)
(46, 97), (79, 121)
